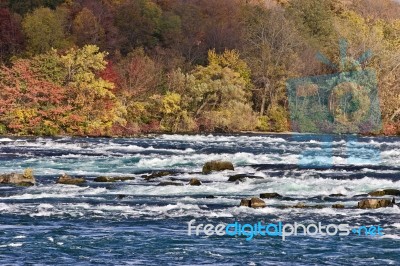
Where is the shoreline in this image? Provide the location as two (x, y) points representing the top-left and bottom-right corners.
(0, 130), (395, 138)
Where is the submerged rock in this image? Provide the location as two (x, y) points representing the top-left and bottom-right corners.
(279, 203), (324, 209)
(329, 193), (346, 197)
(0, 169), (36, 186)
(94, 176), (135, 182)
(352, 193), (369, 198)
(228, 174), (263, 182)
(157, 181), (183, 186)
(94, 176), (115, 182)
(202, 161), (234, 174)
(332, 204), (345, 209)
(240, 197), (266, 208)
(293, 202), (306, 208)
(56, 174), (86, 185)
(368, 189), (400, 197)
(259, 192), (282, 199)
(188, 178), (202, 186)
(142, 171), (175, 181)
(358, 198), (393, 209)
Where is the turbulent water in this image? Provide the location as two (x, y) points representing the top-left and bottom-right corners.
(0, 134), (399, 265)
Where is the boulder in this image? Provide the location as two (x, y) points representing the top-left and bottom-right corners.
(157, 181), (183, 186)
(94, 176), (135, 182)
(332, 204), (345, 209)
(368, 189), (400, 197)
(56, 174), (85, 185)
(240, 197), (266, 208)
(202, 161), (234, 174)
(260, 192), (282, 199)
(142, 171), (175, 181)
(188, 178), (202, 186)
(358, 198), (393, 209)
(293, 202), (306, 208)
(250, 197), (266, 208)
(0, 169), (36, 186)
(228, 174), (263, 182)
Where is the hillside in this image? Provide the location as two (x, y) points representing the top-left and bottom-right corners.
(0, 0), (399, 136)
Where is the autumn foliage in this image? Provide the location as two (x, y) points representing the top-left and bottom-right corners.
(0, 59), (70, 135)
(0, 0), (399, 135)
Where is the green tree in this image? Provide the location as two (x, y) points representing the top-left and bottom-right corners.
(288, 0), (337, 53)
(22, 7), (69, 54)
(186, 50), (256, 131)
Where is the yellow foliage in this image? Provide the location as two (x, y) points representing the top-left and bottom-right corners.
(162, 92), (181, 114)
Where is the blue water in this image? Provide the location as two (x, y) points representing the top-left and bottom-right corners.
(0, 134), (399, 265)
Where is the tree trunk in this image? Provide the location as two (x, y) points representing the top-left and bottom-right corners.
(259, 83), (269, 116)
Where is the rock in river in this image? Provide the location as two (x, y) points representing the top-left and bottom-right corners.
(0, 169), (36, 186)
(188, 178), (202, 186)
(157, 181), (183, 186)
(202, 161), (234, 174)
(368, 189), (400, 197)
(259, 192), (282, 199)
(329, 193), (346, 197)
(228, 174), (263, 182)
(142, 171), (175, 181)
(57, 174), (86, 185)
(332, 204), (345, 209)
(94, 176), (135, 182)
(240, 197), (266, 208)
(358, 198), (393, 209)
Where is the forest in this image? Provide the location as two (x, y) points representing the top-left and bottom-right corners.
(0, 0), (399, 136)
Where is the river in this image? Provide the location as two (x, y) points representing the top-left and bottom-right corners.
(0, 134), (399, 265)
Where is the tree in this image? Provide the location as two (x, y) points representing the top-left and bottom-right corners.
(185, 49), (256, 131)
(72, 7), (105, 47)
(31, 45), (126, 135)
(114, 0), (162, 54)
(9, 0), (65, 14)
(116, 48), (162, 97)
(0, 8), (24, 63)
(241, 5), (301, 131)
(170, 0), (243, 65)
(60, 45), (126, 135)
(288, 0), (337, 54)
(0, 59), (72, 135)
(22, 7), (69, 54)
(333, 10), (400, 130)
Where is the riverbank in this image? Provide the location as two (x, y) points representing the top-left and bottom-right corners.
(0, 129), (397, 139)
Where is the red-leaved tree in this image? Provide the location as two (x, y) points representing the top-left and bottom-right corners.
(0, 59), (77, 135)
